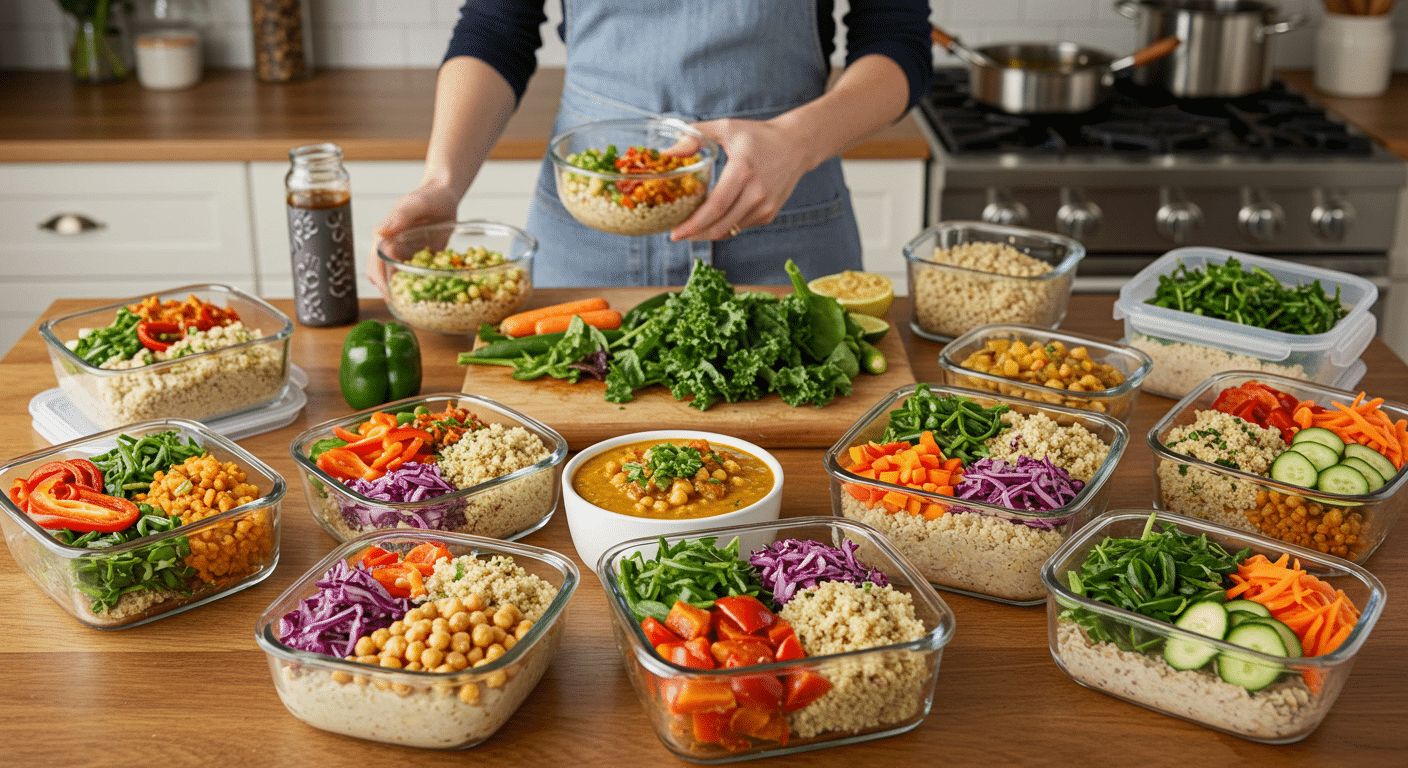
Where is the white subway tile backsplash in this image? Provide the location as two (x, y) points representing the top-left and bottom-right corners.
(317, 24), (407, 67)
(951, 0), (1023, 23)
(1024, 0), (1097, 22)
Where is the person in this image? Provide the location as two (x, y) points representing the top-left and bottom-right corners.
(370, 1), (932, 291)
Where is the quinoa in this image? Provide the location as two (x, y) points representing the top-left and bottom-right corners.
(779, 581), (931, 739)
(1155, 410), (1286, 532)
(1055, 621), (1330, 741)
(387, 269), (531, 335)
(423, 554), (560, 622)
(911, 242), (1067, 340)
(438, 423), (550, 487)
(65, 321), (286, 429)
(558, 178), (706, 236)
(985, 410), (1111, 483)
(1129, 333), (1311, 399)
(842, 497), (1065, 603)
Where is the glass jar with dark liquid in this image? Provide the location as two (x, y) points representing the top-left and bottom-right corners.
(286, 142), (358, 326)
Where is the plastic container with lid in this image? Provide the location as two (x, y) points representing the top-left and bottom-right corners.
(1113, 247), (1377, 400)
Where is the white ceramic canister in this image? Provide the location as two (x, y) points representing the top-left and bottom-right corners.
(1314, 12), (1395, 98)
(135, 29), (202, 90)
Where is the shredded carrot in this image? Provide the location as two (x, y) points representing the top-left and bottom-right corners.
(841, 431), (962, 518)
(1225, 553), (1363, 693)
(1291, 391), (1407, 470)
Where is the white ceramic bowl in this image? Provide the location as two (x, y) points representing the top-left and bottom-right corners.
(562, 430), (784, 572)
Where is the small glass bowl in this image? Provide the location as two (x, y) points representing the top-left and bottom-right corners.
(0, 418), (284, 629)
(289, 393), (568, 543)
(1149, 370), (1407, 564)
(902, 221), (1084, 342)
(38, 283), (294, 430)
(824, 383), (1128, 605)
(255, 529), (578, 749)
(598, 516), (956, 763)
(377, 220), (536, 335)
(1043, 509), (1385, 744)
(937, 324), (1154, 423)
(548, 118), (720, 236)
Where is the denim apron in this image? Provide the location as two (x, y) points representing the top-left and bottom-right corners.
(525, 0), (864, 287)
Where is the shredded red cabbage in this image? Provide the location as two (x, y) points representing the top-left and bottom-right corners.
(340, 462), (466, 531)
(954, 456), (1085, 515)
(277, 559), (412, 657)
(748, 538), (889, 606)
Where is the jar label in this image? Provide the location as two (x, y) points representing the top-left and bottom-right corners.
(288, 202), (358, 326)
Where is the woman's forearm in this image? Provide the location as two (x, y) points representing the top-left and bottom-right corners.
(419, 56), (520, 198)
(767, 53), (911, 172)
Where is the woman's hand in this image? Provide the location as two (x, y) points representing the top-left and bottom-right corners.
(668, 117), (815, 242)
(366, 182), (461, 298)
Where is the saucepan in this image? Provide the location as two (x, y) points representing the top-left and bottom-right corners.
(932, 26), (1181, 114)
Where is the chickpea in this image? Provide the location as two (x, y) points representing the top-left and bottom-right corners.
(459, 682), (481, 705)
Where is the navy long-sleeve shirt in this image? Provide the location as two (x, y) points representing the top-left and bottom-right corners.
(443, 0), (934, 110)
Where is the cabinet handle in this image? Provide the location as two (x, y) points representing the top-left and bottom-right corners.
(39, 213), (105, 235)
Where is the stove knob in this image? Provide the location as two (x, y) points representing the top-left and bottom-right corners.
(981, 189), (1029, 227)
(1237, 192), (1285, 244)
(1056, 190), (1102, 240)
(1311, 197), (1355, 243)
(1155, 198), (1202, 244)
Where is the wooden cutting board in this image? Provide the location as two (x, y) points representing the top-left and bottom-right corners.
(460, 287), (916, 450)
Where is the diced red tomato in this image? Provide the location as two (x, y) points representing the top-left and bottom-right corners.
(772, 633), (805, 662)
(730, 674), (784, 711)
(665, 601), (713, 640)
(670, 679), (735, 715)
(713, 595), (775, 634)
(642, 616), (683, 647)
(782, 671), (834, 712)
(709, 639), (774, 668)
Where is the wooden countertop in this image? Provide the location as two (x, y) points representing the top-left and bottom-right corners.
(1, 293), (1405, 767)
(1280, 70), (1408, 162)
(0, 67), (929, 164)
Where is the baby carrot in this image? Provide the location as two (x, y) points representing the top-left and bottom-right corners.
(533, 308), (623, 335)
(499, 297), (611, 337)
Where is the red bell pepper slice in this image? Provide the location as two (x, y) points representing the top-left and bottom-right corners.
(356, 546), (400, 569)
(772, 634), (805, 662)
(765, 618), (795, 647)
(136, 320), (184, 352)
(24, 475), (139, 533)
(782, 670), (833, 712)
(709, 639), (774, 668)
(316, 447), (377, 482)
(713, 614), (754, 643)
(712, 595), (775, 635)
(665, 600), (713, 640)
(669, 678), (735, 714)
(729, 674), (784, 711)
(642, 616), (683, 647)
(691, 710), (750, 751)
(403, 542), (452, 567)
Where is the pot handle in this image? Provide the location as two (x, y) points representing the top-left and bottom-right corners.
(931, 25), (996, 68)
(1108, 36), (1181, 74)
(1114, 0), (1140, 20)
(1256, 13), (1308, 40)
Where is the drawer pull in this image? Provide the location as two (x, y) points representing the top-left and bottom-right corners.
(40, 213), (105, 235)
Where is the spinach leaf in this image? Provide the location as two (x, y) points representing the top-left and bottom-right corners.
(615, 536), (769, 622)
(56, 505), (199, 612)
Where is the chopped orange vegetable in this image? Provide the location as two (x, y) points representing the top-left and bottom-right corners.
(840, 431), (962, 518)
(1291, 391), (1407, 470)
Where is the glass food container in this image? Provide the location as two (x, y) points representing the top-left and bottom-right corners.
(289, 393), (568, 543)
(824, 383), (1128, 605)
(0, 418), (284, 629)
(1148, 370), (1407, 565)
(256, 529), (578, 749)
(1044, 509), (1385, 744)
(38, 283), (294, 431)
(598, 516), (956, 763)
(936, 323), (1153, 423)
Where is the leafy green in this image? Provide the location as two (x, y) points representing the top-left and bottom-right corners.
(623, 442), (706, 492)
(615, 536), (769, 622)
(1060, 511), (1250, 652)
(1145, 257), (1349, 335)
(881, 383), (1009, 463)
(55, 505), (198, 612)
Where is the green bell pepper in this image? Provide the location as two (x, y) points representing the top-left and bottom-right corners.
(339, 320), (423, 410)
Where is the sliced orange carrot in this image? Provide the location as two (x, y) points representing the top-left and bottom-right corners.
(533, 308), (623, 335)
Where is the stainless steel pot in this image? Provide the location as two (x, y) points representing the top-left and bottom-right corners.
(932, 27), (1180, 114)
(1115, 0), (1307, 98)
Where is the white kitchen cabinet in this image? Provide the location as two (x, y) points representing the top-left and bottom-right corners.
(844, 160), (925, 294)
(248, 160), (541, 300)
(0, 162), (256, 357)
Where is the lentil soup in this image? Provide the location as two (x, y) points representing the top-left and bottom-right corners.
(571, 439), (774, 520)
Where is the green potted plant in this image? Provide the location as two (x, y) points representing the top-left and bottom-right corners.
(58, 0), (133, 82)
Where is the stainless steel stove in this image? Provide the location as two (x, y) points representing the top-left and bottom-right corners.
(915, 68), (1408, 358)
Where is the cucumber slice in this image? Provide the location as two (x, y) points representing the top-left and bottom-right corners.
(1165, 601), (1228, 671)
(1292, 426), (1346, 455)
(1343, 443), (1399, 483)
(1287, 441), (1341, 472)
(1223, 599), (1272, 618)
(1240, 617), (1304, 658)
(1228, 611), (1259, 627)
(1317, 464), (1371, 496)
(1218, 623), (1287, 691)
(1339, 457), (1387, 492)
(1269, 450), (1318, 489)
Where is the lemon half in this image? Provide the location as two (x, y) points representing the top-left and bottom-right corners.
(807, 270), (894, 318)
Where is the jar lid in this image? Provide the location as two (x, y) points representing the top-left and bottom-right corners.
(137, 30), (200, 48)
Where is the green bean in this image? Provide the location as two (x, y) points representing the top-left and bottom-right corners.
(1146, 257), (1348, 335)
